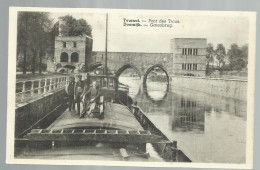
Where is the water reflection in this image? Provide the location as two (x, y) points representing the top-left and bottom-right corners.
(171, 96), (205, 132)
(144, 81), (169, 103)
(119, 76), (247, 163)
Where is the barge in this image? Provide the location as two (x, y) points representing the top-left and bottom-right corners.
(15, 74), (191, 162)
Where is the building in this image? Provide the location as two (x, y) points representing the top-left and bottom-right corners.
(54, 36), (93, 71)
(171, 38), (207, 77)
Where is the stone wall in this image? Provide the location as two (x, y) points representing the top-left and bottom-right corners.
(15, 89), (67, 137)
(172, 76), (248, 101)
(92, 51), (173, 75)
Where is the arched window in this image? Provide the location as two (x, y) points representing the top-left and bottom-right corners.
(71, 52), (79, 62)
(60, 52), (68, 62)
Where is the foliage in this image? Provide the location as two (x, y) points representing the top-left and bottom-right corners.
(55, 15), (92, 37)
(215, 44), (226, 67)
(17, 12), (52, 74)
(55, 63), (62, 70)
(206, 43), (215, 67)
(206, 43), (248, 77)
(227, 43), (248, 71)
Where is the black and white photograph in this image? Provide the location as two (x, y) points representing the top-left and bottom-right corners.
(6, 7), (256, 169)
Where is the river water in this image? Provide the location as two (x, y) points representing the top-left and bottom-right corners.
(119, 76), (247, 163)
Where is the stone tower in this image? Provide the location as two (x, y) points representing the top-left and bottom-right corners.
(171, 38), (207, 77)
(54, 36), (93, 71)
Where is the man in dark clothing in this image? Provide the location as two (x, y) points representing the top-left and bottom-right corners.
(80, 81), (100, 118)
(65, 76), (75, 111)
(74, 75), (85, 115)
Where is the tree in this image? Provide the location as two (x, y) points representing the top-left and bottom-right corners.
(49, 22), (59, 60)
(17, 12), (52, 74)
(240, 44), (248, 67)
(215, 44), (226, 67)
(17, 12), (29, 74)
(49, 15), (92, 61)
(206, 43), (215, 68)
(58, 15), (92, 37)
(227, 43), (248, 71)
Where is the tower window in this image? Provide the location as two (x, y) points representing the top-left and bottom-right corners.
(63, 42), (66, 48)
(195, 49), (198, 55)
(73, 42), (77, 48)
(193, 49), (196, 55)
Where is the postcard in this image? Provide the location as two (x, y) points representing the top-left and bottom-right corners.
(6, 7), (256, 169)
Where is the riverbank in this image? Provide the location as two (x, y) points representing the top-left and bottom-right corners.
(171, 76), (248, 101)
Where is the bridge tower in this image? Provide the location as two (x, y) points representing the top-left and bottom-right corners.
(171, 38), (207, 77)
(54, 36), (93, 71)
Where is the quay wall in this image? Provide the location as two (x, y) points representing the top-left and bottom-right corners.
(171, 76), (248, 101)
(15, 89), (67, 137)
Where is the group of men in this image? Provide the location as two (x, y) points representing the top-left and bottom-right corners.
(65, 75), (100, 118)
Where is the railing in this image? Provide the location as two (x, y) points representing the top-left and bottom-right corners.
(15, 73), (124, 104)
(16, 76), (69, 104)
(87, 75), (116, 88)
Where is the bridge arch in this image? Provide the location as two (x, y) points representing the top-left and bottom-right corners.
(115, 64), (142, 79)
(143, 64), (170, 85)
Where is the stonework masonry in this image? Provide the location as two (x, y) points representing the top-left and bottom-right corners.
(171, 38), (207, 77)
(172, 76), (247, 101)
(53, 36), (207, 78)
(92, 51), (173, 76)
(54, 36), (93, 69)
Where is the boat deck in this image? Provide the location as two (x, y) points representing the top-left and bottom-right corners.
(48, 102), (143, 131)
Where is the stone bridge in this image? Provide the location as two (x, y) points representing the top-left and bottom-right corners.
(90, 51), (173, 84)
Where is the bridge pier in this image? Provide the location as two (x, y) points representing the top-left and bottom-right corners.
(140, 76), (144, 84)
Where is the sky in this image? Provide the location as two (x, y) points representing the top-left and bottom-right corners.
(50, 11), (249, 53)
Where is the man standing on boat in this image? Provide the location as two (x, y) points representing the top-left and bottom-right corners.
(80, 81), (100, 118)
(74, 75), (85, 115)
(65, 76), (75, 111)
